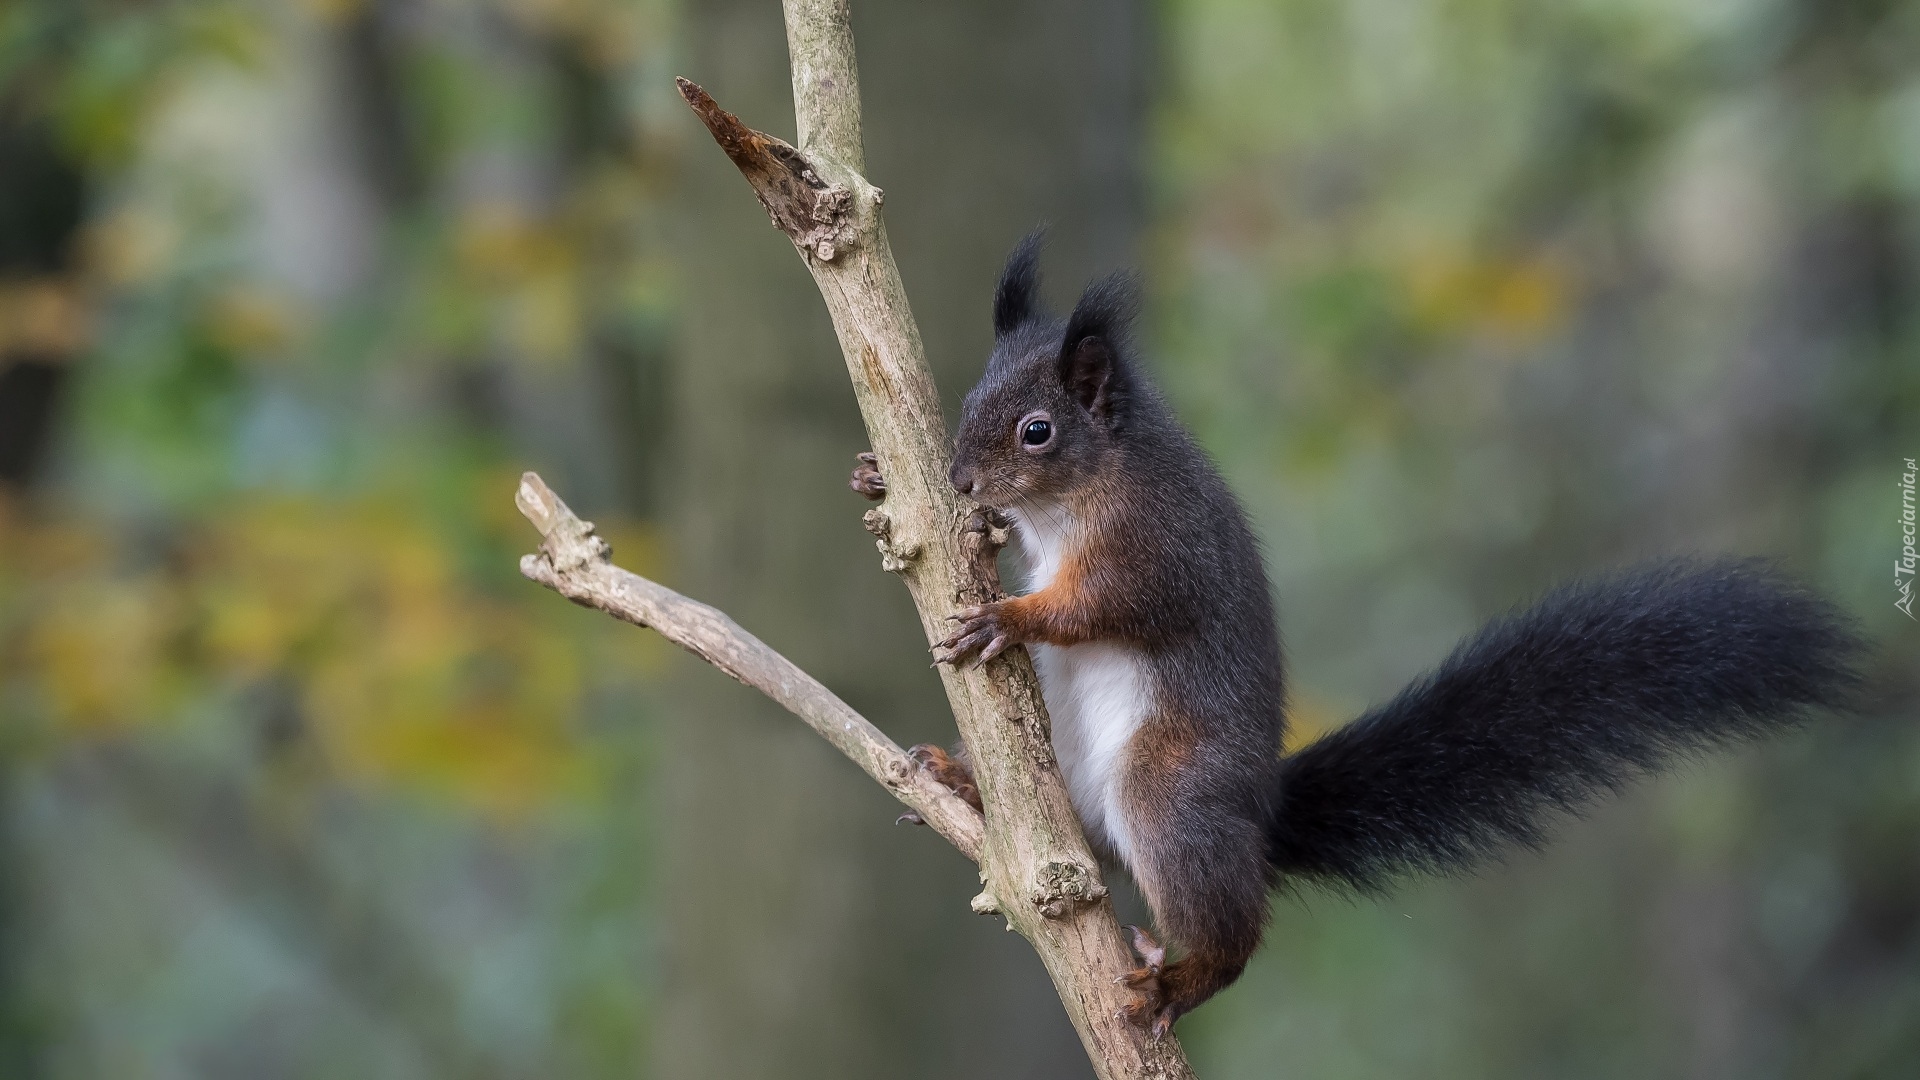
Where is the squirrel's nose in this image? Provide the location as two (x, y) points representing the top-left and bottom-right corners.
(949, 462), (977, 496)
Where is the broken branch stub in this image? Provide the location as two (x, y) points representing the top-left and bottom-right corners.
(675, 77), (860, 263)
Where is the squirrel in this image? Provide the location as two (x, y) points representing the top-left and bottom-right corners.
(849, 231), (1865, 1038)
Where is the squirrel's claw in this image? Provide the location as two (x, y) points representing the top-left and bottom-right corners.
(975, 634), (1013, 664)
(933, 603), (1014, 667)
(849, 451), (887, 500)
(1116, 925), (1176, 1040)
(907, 743), (983, 811)
(1122, 925), (1166, 973)
(1116, 973), (1176, 1041)
(1116, 966), (1166, 1035)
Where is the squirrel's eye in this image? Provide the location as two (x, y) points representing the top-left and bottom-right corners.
(1022, 419), (1052, 447)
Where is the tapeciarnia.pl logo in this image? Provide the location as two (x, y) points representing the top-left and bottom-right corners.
(1900, 457), (1917, 620)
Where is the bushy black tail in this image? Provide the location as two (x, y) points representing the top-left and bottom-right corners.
(1269, 559), (1864, 893)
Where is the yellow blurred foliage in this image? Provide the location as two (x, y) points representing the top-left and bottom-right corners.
(0, 278), (93, 357)
(29, 577), (188, 736)
(1, 489), (652, 817)
(501, 0), (656, 69)
(297, 0), (370, 25)
(455, 201), (585, 366)
(83, 208), (180, 287)
(204, 284), (302, 358)
(1405, 248), (1571, 344)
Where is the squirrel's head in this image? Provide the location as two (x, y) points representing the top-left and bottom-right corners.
(949, 231), (1141, 508)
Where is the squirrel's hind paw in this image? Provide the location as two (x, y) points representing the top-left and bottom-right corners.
(1116, 926), (1178, 1041)
(1115, 968), (1170, 1040)
(908, 743), (982, 812)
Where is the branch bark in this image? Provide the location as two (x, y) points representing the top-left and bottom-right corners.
(516, 471), (984, 862)
(620, 2), (1199, 1076)
(515, 1), (1194, 1073)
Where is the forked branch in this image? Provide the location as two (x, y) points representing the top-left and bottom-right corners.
(518, 0), (1199, 1075)
(667, 1), (1196, 1075)
(516, 472), (984, 862)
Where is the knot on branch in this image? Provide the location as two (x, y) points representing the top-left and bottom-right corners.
(954, 506), (1011, 605)
(677, 77), (859, 263)
(1031, 859), (1108, 920)
(515, 472), (612, 576)
(961, 507), (1011, 561)
(862, 508), (920, 573)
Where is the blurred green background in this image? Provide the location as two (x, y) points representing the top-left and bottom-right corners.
(1, 0), (1916, 1077)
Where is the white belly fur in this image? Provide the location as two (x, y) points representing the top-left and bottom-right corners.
(1004, 504), (1152, 868)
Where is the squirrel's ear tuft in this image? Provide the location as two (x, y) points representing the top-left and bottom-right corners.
(1060, 271), (1139, 420)
(994, 228), (1047, 337)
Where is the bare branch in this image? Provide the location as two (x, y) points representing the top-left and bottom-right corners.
(515, 472), (985, 863)
(664, 1), (1201, 1074)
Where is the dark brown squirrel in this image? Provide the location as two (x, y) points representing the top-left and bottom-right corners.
(851, 231), (1864, 1037)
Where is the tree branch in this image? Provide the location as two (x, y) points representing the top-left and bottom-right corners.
(515, 471), (984, 862)
(647, 2), (1201, 1075)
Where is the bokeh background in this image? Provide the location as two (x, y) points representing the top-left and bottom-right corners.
(2, 0), (1916, 1077)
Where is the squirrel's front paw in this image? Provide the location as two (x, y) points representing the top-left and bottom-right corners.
(849, 451), (887, 500)
(933, 602), (1016, 666)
